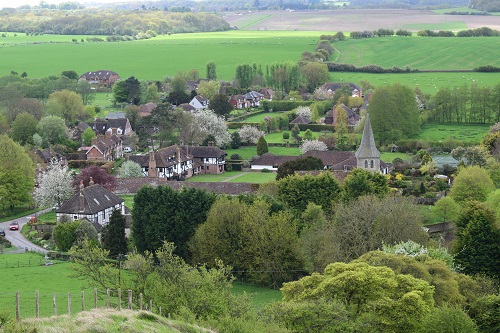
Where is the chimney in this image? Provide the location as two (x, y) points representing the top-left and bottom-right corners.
(91, 137), (98, 146)
(89, 177), (94, 186)
(148, 151), (157, 177)
(208, 141), (214, 147)
(176, 146), (181, 162)
(105, 130), (111, 139)
(111, 127), (118, 135)
(79, 180), (84, 212)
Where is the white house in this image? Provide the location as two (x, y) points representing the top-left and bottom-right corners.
(189, 95), (209, 111)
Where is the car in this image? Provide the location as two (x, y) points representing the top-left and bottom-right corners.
(0, 229), (5, 237)
(9, 222), (19, 231)
(123, 146), (132, 153)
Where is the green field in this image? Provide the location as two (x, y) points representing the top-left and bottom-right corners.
(185, 171), (243, 182)
(231, 282), (281, 309)
(226, 146), (302, 159)
(227, 172), (277, 183)
(0, 31), (321, 81)
(403, 22), (468, 31)
(241, 112), (286, 123)
(416, 123), (490, 143)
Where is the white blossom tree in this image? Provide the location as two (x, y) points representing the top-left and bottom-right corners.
(313, 88), (333, 101)
(192, 109), (231, 147)
(119, 160), (144, 178)
(34, 165), (75, 208)
(300, 139), (328, 154)
(238, 125), (265, 144)
(295, 106), (312, 118)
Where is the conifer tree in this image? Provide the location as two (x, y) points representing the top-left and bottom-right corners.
(256, 135), (268, 155)
(102, 209), (127, 257)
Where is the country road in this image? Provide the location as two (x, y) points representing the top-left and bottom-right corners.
(0, 210), (52, 254)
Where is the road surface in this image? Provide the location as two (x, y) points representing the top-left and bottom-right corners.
(0, 210), (51, 254)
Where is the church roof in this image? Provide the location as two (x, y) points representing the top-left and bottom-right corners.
(355, 113), (380, 159)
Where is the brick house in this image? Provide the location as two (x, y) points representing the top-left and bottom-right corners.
(79, 70), (120, 87)
(90, 118), (134, 136)
(86, 132), (123, 162)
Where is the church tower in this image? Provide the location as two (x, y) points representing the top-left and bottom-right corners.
(355, 112), (381, 172)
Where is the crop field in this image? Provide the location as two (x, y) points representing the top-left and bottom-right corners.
(416, 123), (490, 143)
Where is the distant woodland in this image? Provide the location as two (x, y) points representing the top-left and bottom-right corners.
(0, 9), (230, 35)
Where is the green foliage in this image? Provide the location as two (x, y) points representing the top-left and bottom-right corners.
(300, 62), (330, 93)
(417, 306), (478, 333)
(132, 186), (216, 260)
(113, 76), (141, 105)
(369, 83), (420, 145)
(211, 93), (233, 117)
(454, 201), (500, 278)
(206, 61), (217, 80)
(0, 135), (35, 209)
(341, 168), (389, 202)
(276, 156), (324, 180)
(102, 210), (128, 257)
(11, 112), (38, 145)
(433, 196), (461, 222)
(449, 166), (494, 203)
(74, 219), (98, 247)
(469, 295), (500, 333)
(81, 126), (96, 146)
(46, 89), (84, 124)
(256, 136), (268, 155)
(54, 220), (81, 252)
(277, 172), (341, 214)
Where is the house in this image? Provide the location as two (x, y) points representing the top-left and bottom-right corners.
(128, 145), (194, 179)
(229, 91), (265, 109)
(86, 132), (123, 162)
(56, 179), (124, 225)
(259, 88), (274, 101)
(302, 150), (358, 172)
(186, 144), (227, 175)
(90, 118), (134, 136)
(324, 104), (360, 127)
(139, 102), (157, 117)
(129, 144), (228, 179)
(290, 115), (311, 125)
(35, 148), (67, 167)
(189, 95), (209, 111)
(187, 79), (208, 92)
(178, 103), (196, 112)
(105, 112), (126, 120)
(321, 82), (363, 98)
(79, 70), (120, 87)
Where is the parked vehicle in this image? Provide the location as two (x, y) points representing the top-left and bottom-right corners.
(0, 229), (5, 237)
(9, 222), (19, 231)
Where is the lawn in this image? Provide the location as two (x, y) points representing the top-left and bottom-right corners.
(231, 282), (282, 309)
(36, 211), (56, 224)
(119, 194), (135, 210)
(226, 146), (302, 159)
(227, 172), (277, 183)
(416, 123), (490, 144)
(185, 171), (243, 183)
(265, 130), (319, 144)
(241, 112), (286, 123)
(380, 152), (411, 163)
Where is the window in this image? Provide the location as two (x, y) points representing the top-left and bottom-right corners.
(370, 160), (374, 168)
(364, 160), (368, 168)
(73, 215), (78, 220)
(207, 166), (210, 171)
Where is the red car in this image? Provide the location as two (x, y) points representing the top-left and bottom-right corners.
(9, 222), (19, 231)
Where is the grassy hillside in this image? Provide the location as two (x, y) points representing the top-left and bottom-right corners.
(3, 309), (214, 333)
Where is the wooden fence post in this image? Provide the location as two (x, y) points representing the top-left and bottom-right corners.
(94, 289), (97, 309)
(81, 291), (85, 312)
(106, 289), (110, 308)
(68, 293), (71, 315)
(159, 306), (161, 317)
(139, 293), (143, 310)
(118, 288), (121, 311)
(149, 299), (152, 312)
(53, 294), (57, 316)
(35, 290), (39, 319)
(128, 290), (132, 310)
(15, 291), (20, 321)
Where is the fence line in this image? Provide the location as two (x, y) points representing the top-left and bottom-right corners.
(11, 289), (154, 321)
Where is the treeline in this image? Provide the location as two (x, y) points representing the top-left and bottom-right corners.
(0, 10), (229, 35)
(429, 83), (500, 124)
(417, 26), (500, 37)
(327, 62), (416, 73)
(469, 0), (500, 11)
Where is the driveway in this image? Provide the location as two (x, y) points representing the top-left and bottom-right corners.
(0, 210), (52, 254)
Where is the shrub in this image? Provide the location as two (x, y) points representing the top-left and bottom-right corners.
(42, 232), (52, 240)
(282, 132), (290, 140)
(230, 153), (242, 160)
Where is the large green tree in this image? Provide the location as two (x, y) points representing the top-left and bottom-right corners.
(369, 83), (420, 145)
(46, 89), (84, 124)
(206, 61), (217, 80)
(210, 93), (233, 116)
(36, 115), (68, 146)
(11, 112), (38, 145)
(453, 201), (500, 278)
(132, 186), (216, 260)
(341, 168), (389, 202)
(299, 62), (330, 93)
(449, 165), (494, 203)
(276, 156), (324, 180)
(0, 135), (35, 210)
(113, 76), (141, 105)
(256, 135), (268, 155)
(102, 209), (128, 257)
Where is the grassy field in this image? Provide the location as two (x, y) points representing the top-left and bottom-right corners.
(227, 172), (277, 183)
(231, 282), (281, 309)
(119, 194), (135, 210)
(241, 112), (286, 123)
(416, 123), (490, 143)
(226, 146), (302, 159)
(185, 171), (243, 182)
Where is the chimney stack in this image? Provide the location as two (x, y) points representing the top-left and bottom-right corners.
(79, 180), (84, 212)
(89, 177), (94, 186)
(148, 151), (157, 177)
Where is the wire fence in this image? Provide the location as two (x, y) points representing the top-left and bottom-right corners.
(0, 289), (155, 320)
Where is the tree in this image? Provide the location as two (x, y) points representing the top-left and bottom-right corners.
(276, 156), (324, 180)
(256, 135), (268, 155)
(141, 82), (160, 104)
(36, 115), (68, 146)
(277, 172), (342, 213)
(433, 196), (461, 222)
(191, 109), (231, 147)
(342, 168), (389, 202)
(119, 160), (143, 178)
(46, 89), (84, 124)
(72, 165), (116, 191)
(210, 93), (233, 116)
(34, 165), (74, 208)
(113, 76), (141, 105)
(369, 83), (420, 145)
(238, 125), (265, 145)
(230, 131), (241, 149)
(74, 219), (98, 247)
(469, 295), (500, 333)
(449, 166), (494, 203)
(11, 112), (38, 145)
(206, 61), (217, 80)
(101, 209), (128, 257)
(299, 139), (328, 154)
(125, 105), (141, 131)
(417, 306), (478, 333)
(132, 186), (216, 260)
(81, 126), (96, 146)
(197, 80), (220, 101)
(0, 135), (35, 210)
(61, 70), (78, 80)
(454, 201), (500, 278)
(54, 220), (81, 252)
(167, 75), (190, 105)
(335, 104), (349, 149)
(300, 62), (330, 93)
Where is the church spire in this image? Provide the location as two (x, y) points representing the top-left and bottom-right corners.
(355, 112), (381, 171)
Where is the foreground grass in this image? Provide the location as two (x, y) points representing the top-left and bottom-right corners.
(119, 194), (135, 211)
(231, 282), (282, 309)
(7, 309), (213, 333)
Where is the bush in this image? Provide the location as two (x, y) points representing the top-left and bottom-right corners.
(230, 153), (242, 160)
(261, 168), (271, 173)
(42, 232), (52, 240)
(282, 132), (290, 140)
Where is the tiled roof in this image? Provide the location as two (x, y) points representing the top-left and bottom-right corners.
(321, 82), (362, 93)
(56, 184), (123, 215)
(252, 153), (297, 166)
(183, 146), (227, 158)
(290, 115), (311, 124)
(302, 150), (355, 168)
(79, 70), (119, 80)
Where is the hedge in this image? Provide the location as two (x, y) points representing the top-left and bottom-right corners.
(294, 124), (334, 131)
(262, 100), (314, 112)
(229, 109), (268, 122)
